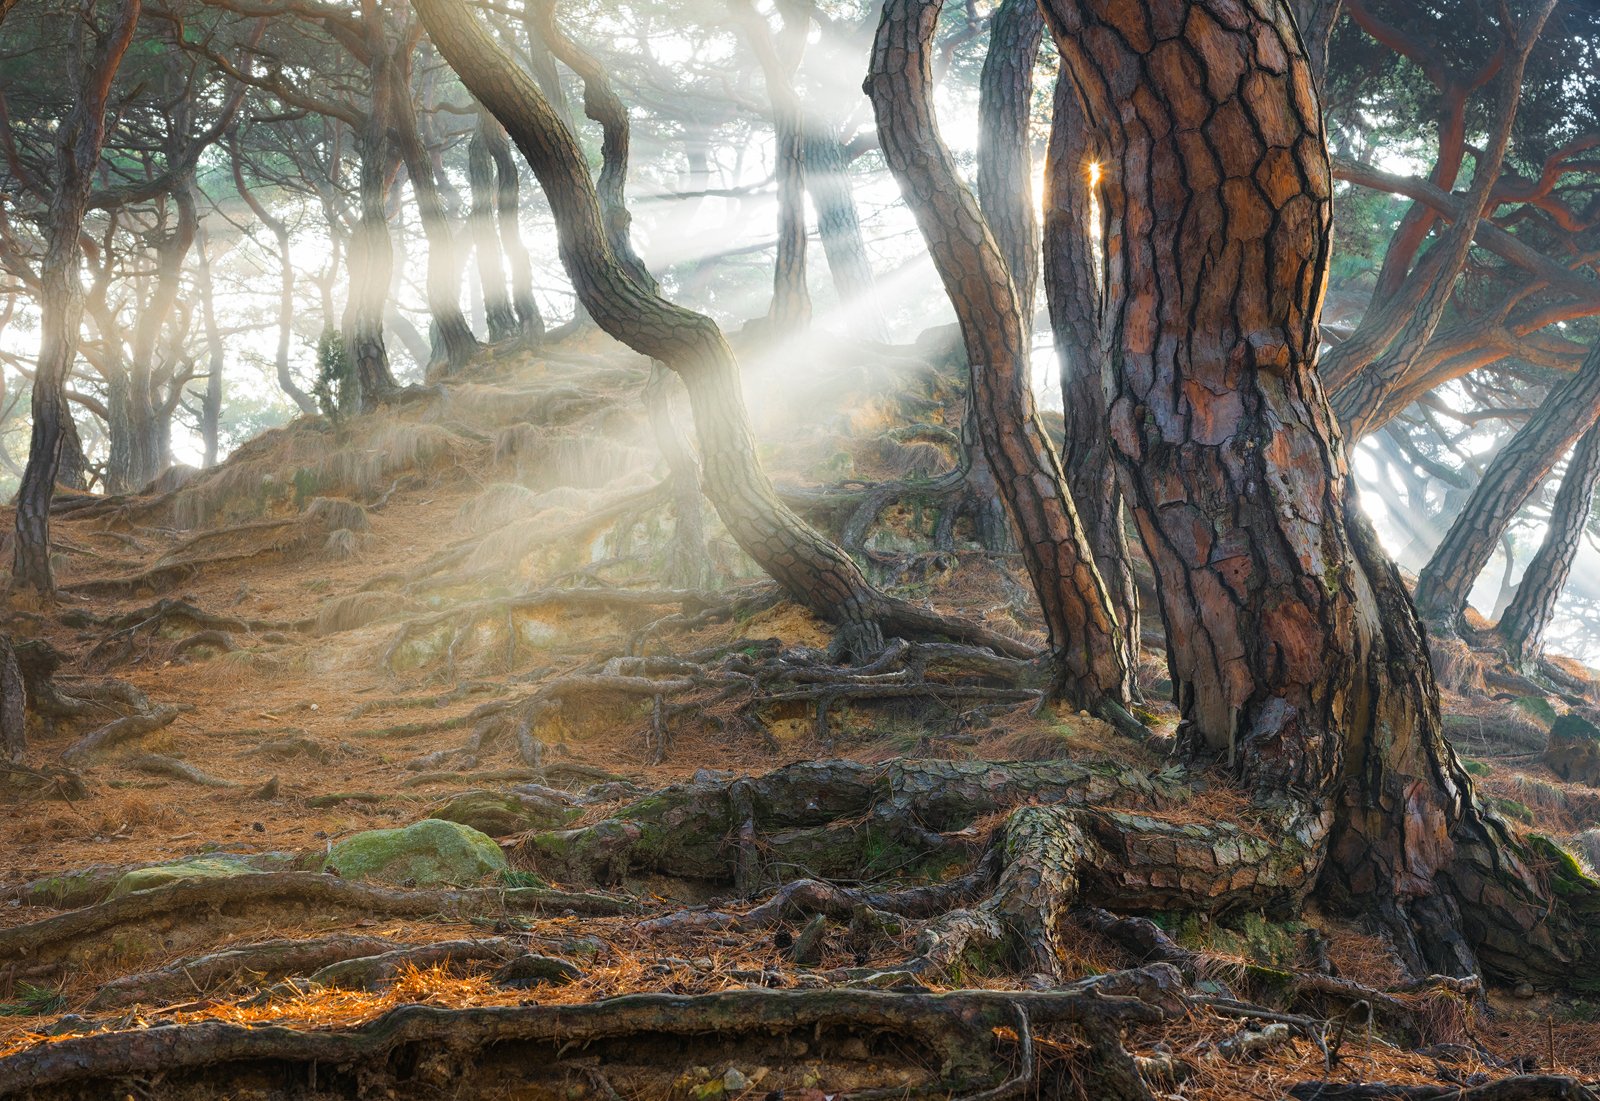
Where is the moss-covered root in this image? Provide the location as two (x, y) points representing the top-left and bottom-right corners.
(513, 756), (1189, 888)
(913, 803), (1329, 981)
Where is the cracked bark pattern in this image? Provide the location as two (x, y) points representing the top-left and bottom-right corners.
(468, 115), (519, 342)
(804, 129), (885, 339)
(415, 0), (890, 651)
(1041, 0), (1489, 974)
(1414, 341), (1600, 630)
(0, 635), (23, 761)
(1497, 419), (1600, 666)
(869, 0), (1132, 705)
(976, 0), (1044, 319)
(1044, 72), (1140, 680)
(12, 0), (141, 593)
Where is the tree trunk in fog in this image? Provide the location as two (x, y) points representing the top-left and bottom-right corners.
(1498, 420), (1600, 667)
(1043, 73), (1139, 684)
(1041, 0), (1494, 978)
(870, 0), (1132, 706)
(387, 50), (479, 376)
(417, 0), (897, 655)
(232, 137), (318, 416)
(343, 20), (402, 413)
(196, 222), (225, 468)
(469, 119), (519, 342)
(803, 131), (884, 340)
(1414, 342), (1600, 630)
(479, 111), (545, 341)
(12, 0), (141, 594)
(729, 0), (811, 335)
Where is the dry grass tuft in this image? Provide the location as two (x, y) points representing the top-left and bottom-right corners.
(314, 591), (423, 635)
(304, 497), (370, 533)
(1431, 637), (1488, 695)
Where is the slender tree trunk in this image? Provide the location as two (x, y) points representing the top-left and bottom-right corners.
(0, 635), (22, 762)
(196, 222), (225, 468)
(1415, 343), (1600, 630)
(343, 32), (401, 412)
(802, 130), (884, 339)
(1043, 73), (1139, 682)
(386, 49), (479, 375)
(479, 111), (544, 340)
(416, 0), (902, 655)
(729, 0), (811, 334)
(870, 0), (1132, 707)
(469, 117), (519, 342)
(12, 0), (141, 594)
(231, 137), (317, 415)
(1041, 0), (1484, 977)
(975, 0), (1043, 321)
(1498, 420), (1600, 666)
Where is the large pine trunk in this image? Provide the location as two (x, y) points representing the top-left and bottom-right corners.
(1039, 0), (1481, 976)
(803, 130), (884, 340)
(468, 119), (519, 343)
(1496, 419), (1600, 666)
(1413, 342), (1600, 630)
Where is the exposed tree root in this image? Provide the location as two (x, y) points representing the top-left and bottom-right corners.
(123, 753), (237, 787)
(0, 872), (638, 975)
(1287, 1079), (1599, 1100)
(60, 705), (179, 763)
(0, 986), (1164, 1099)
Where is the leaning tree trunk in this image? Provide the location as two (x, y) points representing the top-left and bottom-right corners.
(869, 0), (1132, 707)
(468, 117), (519, 342)
(195, 221), (226, 468)
(1497, 420), (1600, 666)
(12, 0), (141, 594)
(975, 0), (1043, 319)
(387, 52), (480, 376)
(416, 0), (907, 655)
(1043, 72), (1139, 682)
(1413, 341), (1600, 631)
(1039, 0), (1491, 979)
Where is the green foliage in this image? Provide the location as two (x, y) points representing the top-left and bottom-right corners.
(312, 329), (355, 423)
(0, 983), (67, 1018)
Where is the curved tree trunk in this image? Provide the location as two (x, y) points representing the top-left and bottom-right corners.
(1497, 420), (1600, 667)
(195, 221), (225, 469)
(1040, 0), (1483, 978)
(415, 0), (902, 656)
(468, 117), (519, 342)
(1043, 73), (1139, 684)
(869, 0), (1132, 707)
(1413, 342), (1600, 630)
(12, 0), (141, 594)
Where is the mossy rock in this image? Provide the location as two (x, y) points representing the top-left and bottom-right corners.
(109, 855), (263, 898)
(428, 790), (579, 837)
(321, 818), (507, 886)
(1544, 713), (1600, 785)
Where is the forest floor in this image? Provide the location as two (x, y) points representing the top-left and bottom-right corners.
(2, 328), (1599, 1099)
